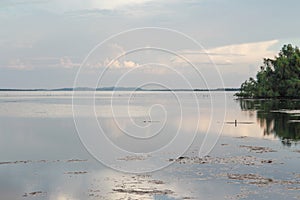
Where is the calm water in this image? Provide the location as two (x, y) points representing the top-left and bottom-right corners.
(0, 91), (299, 199)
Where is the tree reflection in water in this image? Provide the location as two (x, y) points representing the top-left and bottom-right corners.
(238, 99), (300, 146)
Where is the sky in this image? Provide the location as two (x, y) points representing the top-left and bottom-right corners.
(1, 0), (300, 89)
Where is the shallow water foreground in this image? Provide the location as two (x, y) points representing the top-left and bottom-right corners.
(0, 91), (299, 199)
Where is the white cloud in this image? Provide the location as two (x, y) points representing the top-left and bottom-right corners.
(85, 43), (141, 69)
(173, 40), (279, 66)
(88, 59), (139, 69)
(108, 60), (121, 68)
(105, 60), (139, 69)
(123, 60), (138, 68)
(89, 0), (154, 10)
(208, 40), (278, 65)
(60, 56), (80, 69)
(42, 0), (156, 13)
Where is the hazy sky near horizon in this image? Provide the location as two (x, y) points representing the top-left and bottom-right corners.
(1, 0), (300, 89)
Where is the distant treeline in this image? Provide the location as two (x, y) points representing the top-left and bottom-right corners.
(0, 87), (240, 92)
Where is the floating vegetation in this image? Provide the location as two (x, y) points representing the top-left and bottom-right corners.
(64, 171), (88, 175)
(23, 191), (45, 197)
(239, 145), (277, 153)
(0, 158), (87, 165)
(169, 155), (274, 166)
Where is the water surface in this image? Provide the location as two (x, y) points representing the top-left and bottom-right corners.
(0, 91), (299, 199)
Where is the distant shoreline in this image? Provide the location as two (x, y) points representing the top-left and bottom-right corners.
(0, 87), (240, 92)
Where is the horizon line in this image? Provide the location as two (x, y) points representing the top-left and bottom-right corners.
(0, 87), (240, 92)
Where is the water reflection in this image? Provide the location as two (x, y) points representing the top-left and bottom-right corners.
(239, 99), (300, 145)
(1, 92), (300, 199)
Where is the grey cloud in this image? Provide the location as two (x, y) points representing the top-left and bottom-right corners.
(64, 9), (124, 17)
(0, 0), (47, 8)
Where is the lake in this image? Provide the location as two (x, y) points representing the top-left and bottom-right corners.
(0, 91), (299, 199)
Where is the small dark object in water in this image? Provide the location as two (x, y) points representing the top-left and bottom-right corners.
(143, 120), (160, 123)
(261, 160), (273, 164)
(225, 120), (254, 127)
(221, 143), (229, 146)
(64, 171), (88, 175)
(23, 191), (44, 197)
(178, 156), (188, 160)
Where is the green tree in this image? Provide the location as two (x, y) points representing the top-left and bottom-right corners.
(236, 44), (300, 98)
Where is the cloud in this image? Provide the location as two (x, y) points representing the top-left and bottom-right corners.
(0, 0), (47, 8)
(123, 60), (138, 68)
(13, 43), (33, 49)
(7, 59), (33, 70)
(87, 59), (139, 69)
(208, 40), (279, 65)
(64, 9), (123, 17)
(60, 56), (80, 69)
(36, 0), (157, 14)
(85, 43), (141, 69)
(72, 0), (155, 10)
(2, 56), (81, 70)
(103, 60), (139, 69)
(173, 40), (279, 66)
